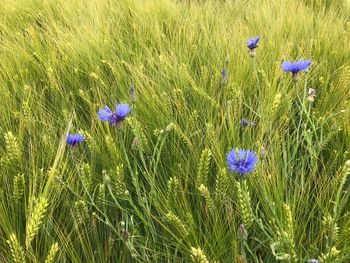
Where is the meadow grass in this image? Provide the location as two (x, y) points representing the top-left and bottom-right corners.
(0, 0), (350, 262)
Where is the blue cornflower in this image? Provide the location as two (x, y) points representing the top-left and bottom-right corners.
(247, 36), (260, 51)
(222, 68), (227, 79)
(130, 87), (136, 104)
(66, 134), (84, 146)
(129, 87), (135, 96)
(240, 119), (249, 127)
(227, 148), (257, 175)
(281, 59), (311, 80)
(221, 68), (228, 85)
(240, 118), (256, 127)
(98, 103), (131, 126)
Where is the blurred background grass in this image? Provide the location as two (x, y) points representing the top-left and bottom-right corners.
(0, 0), (350, 262)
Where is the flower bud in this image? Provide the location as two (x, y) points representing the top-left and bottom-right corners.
(238, 223), (248, 240)
(103, 171), (111, 185)
(166, 123), (174, 132)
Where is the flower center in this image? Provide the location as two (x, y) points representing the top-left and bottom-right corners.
(235, 159), (247, 168)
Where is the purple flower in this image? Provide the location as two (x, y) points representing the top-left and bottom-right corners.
(129, 87), (135, 97)
(129, 87), (135, 103)
(247, 36), (260, 50)
(238, 223), (248, 240)
(227, 148), (257, 175)
(98, 103), (131, 126)
(240, 118), (256, 127)
(66, 134), (84, 146)
(221, 68), (228, 85)
(222, 68), (227, 79)
(240, 119), (249, 127)
(281, 59), (311, 75)
(97, 106), (114, 122)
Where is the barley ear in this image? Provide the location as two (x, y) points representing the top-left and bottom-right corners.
(26, 196), (49, 248)
(45, 242), (59, 263)
(190, 247), (209, 263)
(7, 233), (25, 263)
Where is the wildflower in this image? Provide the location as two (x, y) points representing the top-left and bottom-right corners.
(221, 68), (228, 85)
(306, 88), (316, 102)
(129, 87), (135, 96)
(66, 134), (84, 147)
(238, 223), (248, 240)
(247, 36), (260, 51)
(308, 259), (320, 263)
(129, 87), (135, 103)
(247, 36), (260, 56)
(240, 118), (256, 127)
(240, 119), (248, 127)
(97, 103), (131, 126)
(281, 59), (311, 81)
(222, 68), (227, 79)
(227, 148), (257, 175)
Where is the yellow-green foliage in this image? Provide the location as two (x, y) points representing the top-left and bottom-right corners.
(7, 233), (25, 263)
(1, 132), (21, 166)
(190, 247), (209, 263)
(78, 130), (96, 152)
(172, 123), (193, 150)
(45, 242), (59, 263)
(165, 211), (189, 238)
(112, 165), (127, 197)
(5, 132), (21, 160)
(215, 168), (229, 203)
(197, 148), (212, 186)
(12, 174), (25, 202)
(26, 196), (49, 248)
(127, 116), (149, 152)
(97, 183), (105, 205)
(198, 184), (215, 213)
(79, 162), (92, 193)
(167, 176), (179, 204)
(73, 200), (89, 225)
(236, 181), (254, 228)
(283, 203), (297, 260)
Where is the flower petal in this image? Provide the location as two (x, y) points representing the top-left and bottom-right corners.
(238, 149), (246, 160)
(98, 106), (113, 122)
(227, 149), (238, 164)
(115, 104), (131, 118)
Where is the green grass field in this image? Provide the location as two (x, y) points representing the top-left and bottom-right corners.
(1, 0), (350, 262)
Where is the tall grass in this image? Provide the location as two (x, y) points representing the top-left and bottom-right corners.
(0, 0), (350, 262)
